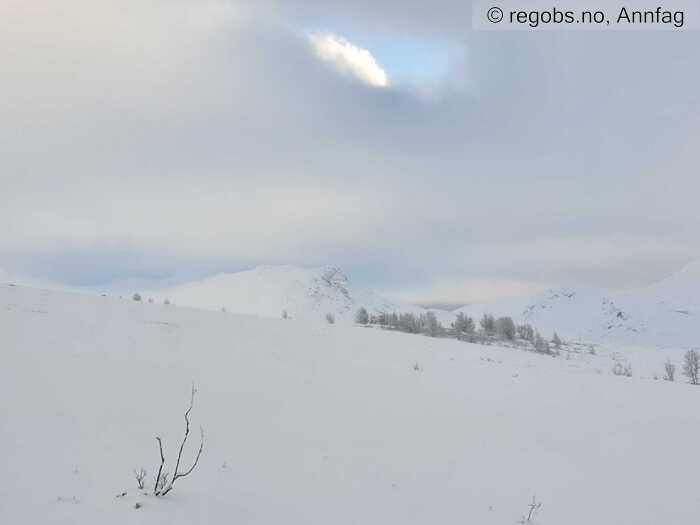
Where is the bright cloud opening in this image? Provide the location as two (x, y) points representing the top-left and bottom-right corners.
(309, 32), (390, 88)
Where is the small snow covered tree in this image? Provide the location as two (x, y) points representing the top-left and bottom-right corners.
(534, 332), (551, 355)
(453, 312), (466, 333)
(517, 324), (535, 343)
(552, 332), (562, 349)
(398, 313), (421, 334)
(663, 360), (676, 382)
(480, 313), (496, 336)
(465, 315), (476, 335)
(355, 307), (369, 325)
(421, 311), (442, 337)
(389, 312), (399, 329)
(452, 312), (475, 339)
(282, 310), (288, 319)
(325, 312), (335, 324)
(132, 293), (142, 302)
(495, 316), (516, 341)
(682, 349), (700, 385)
(375, 312), (389, 327)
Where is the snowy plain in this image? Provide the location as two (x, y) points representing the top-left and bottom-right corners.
(2, 282), (699, 524)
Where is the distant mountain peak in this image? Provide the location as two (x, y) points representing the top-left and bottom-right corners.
(150, 264), (424, 323)
(455, 264), (699, 347)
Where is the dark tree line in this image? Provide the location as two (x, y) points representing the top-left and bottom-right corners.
(354, 307), (560, 356)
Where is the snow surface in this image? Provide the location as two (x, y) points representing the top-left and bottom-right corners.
(2, 283), (700, 524)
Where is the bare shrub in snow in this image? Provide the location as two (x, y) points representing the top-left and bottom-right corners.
(132, 293), (142, 302)
(153, 385), (204, 496)
(663, 360), (676, 382)
(325, 312), (335, 324)
(134, 468), (147, 489)
(612, 361), (633, 377)
(682, 349), (700, 385)
(354, 307), (369, 325)
(520, 496), (542, 523)
(281, 310), (288, 319)
(163, 298), (171, 305)
(154, 470), (168, 494)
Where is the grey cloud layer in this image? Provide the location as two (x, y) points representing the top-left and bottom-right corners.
(2, 0), (699, 300)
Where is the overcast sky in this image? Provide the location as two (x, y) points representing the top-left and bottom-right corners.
(2, 0), (699, 305)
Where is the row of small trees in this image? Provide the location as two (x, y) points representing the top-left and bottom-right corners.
(663, 350), (700, 384)
(354, 308), (442, 336)
(354, 307), (562, 356)
(132, 293), (171, 305)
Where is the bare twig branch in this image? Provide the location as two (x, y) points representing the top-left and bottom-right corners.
(156, 384), (205, 497)
(526, 496), (542, 522)
(161, 427), (204, 496)
(178, 427), (204, 478)
(153, 437), (165, 495)
(172, 384), (196, 477)
(155, 471), (169, 494)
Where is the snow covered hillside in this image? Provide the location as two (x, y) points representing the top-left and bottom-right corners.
(456, 261), (700, 348)
(150, 261), (700, 345)
(2, 283), (700, 525)
(148, 265), (426, 323)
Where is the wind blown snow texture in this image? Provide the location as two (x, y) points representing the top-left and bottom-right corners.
(2, 282), (699, 524)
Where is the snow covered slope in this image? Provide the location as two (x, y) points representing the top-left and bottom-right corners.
(455, 261), (700, 347)
(2, 283), (700, 525)
(455, 286), (638, 344)
(150, 265), (425, 322)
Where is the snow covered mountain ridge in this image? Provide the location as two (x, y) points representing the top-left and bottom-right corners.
(456, 261), (700, 348)
(131, 261), (700, 347)
(4, 261), (697, 347)
(148, 265), (427, 323)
